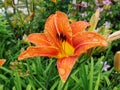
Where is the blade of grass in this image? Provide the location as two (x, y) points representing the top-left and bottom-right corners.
(43, 59), (54, 75)
(64, 82), (68, 90)
(0, 74), (9, 81)
(50, 80), (59, 90)
(26, 60), (47, 90)
(71, 69), (79, 83)
(81, 63), (89, 90)
(94, 72), (101, 90)
(0, 67), (12, 74)
(0, 85), (3, 90)
(14, 72), (22, 90)
(89, 57), (94, 90)
(58, 80), (64, 90)
(26, 84), (32, 90)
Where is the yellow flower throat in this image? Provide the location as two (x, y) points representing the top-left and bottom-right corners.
(57, 33), (74, 58)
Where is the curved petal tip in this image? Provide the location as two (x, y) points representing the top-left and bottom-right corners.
(57, 56), (77, 82)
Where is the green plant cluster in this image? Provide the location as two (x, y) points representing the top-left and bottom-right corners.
(0, 0), (120, 90)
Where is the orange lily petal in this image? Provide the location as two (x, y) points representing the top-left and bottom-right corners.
(27, 33), (51, 46)
(18, 46), (59, 60)
(44, 14), (58, 47)
(0, 59), (6, 66)
(73, 32), (108, 56)
(57, 56), (77, 82)
(70, 21), (90, 35)
(55, 11), (72, 43)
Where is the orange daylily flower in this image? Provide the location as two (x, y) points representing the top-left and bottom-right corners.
(51, 0), (56, 3)
(18, 11), (108, 82)
(0, 59), (6, 66)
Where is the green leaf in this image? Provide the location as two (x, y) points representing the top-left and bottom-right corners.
(94, 72), (101, 90)
(113, 87), (118, 90)
(89, 57), (94, 90)
(50, 80), (59, 90)
(81, 63), (89, 90)
(26, 84), (32, 90)
(104, 76), (111, 86)
(14, 72), (22, 90)
(0, 84), (4, 90)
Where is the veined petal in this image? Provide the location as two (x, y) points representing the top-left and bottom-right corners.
(0, 59), (6, 66)
(18, 46), (59, 60)
(57, 56), (77, 82)
(55, 11), (72, 43)
(44, 14), (58, 46)
(73, 32), (108, 56)
(28, 33), (51, 46)
(71, 21), (90, 35)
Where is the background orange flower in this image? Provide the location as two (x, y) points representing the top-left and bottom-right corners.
(0, 59), (6, 66)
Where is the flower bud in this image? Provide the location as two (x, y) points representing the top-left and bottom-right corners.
(88, 9), (100, 31)
(107, 31), (120, 42)
(114, 51), (120, 72)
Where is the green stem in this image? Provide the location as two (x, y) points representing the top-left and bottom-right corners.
(4, 5), (11, 27)
(31, 0), (35, 12)
(106, 71), (119, 89)
(104, 43), (112, 61)
(26, 60), (47, 90)
(25, 0), (29, 15)
(12, 5), (24, 25)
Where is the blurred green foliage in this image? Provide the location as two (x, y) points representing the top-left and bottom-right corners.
(0, 0), (120, 90)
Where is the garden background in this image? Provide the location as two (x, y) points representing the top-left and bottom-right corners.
(0, 0), (120, 90)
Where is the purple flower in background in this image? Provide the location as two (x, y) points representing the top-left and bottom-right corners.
(103, 0), (112, 5)
(81, 12), (88, 17)
(104, 21), (111, 28)
(81, 1), (89, 7)
(101, 61), (110, 71)
(95, 0), (113, 8)
(75, 1), (89, 10)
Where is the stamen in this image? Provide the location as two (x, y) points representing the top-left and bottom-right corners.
(56, 32), (66, 42)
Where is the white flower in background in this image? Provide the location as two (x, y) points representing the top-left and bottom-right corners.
(104, 21), (111, 28)
(0, 8), (5, 16)
(18, 8), (28, 15)
(72, 0), (76, 4)
(98, 7), (104, 12)
(109, 11), (112, 15)
(2, 0), (17, 4)
(101, 61), (110, 71)
(81, 1), (89, 7)
(7, 7), (14, 13)
(14, 0), (18, 4)
(81, 12), (88, 17)
(95, 28), (99, 32)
